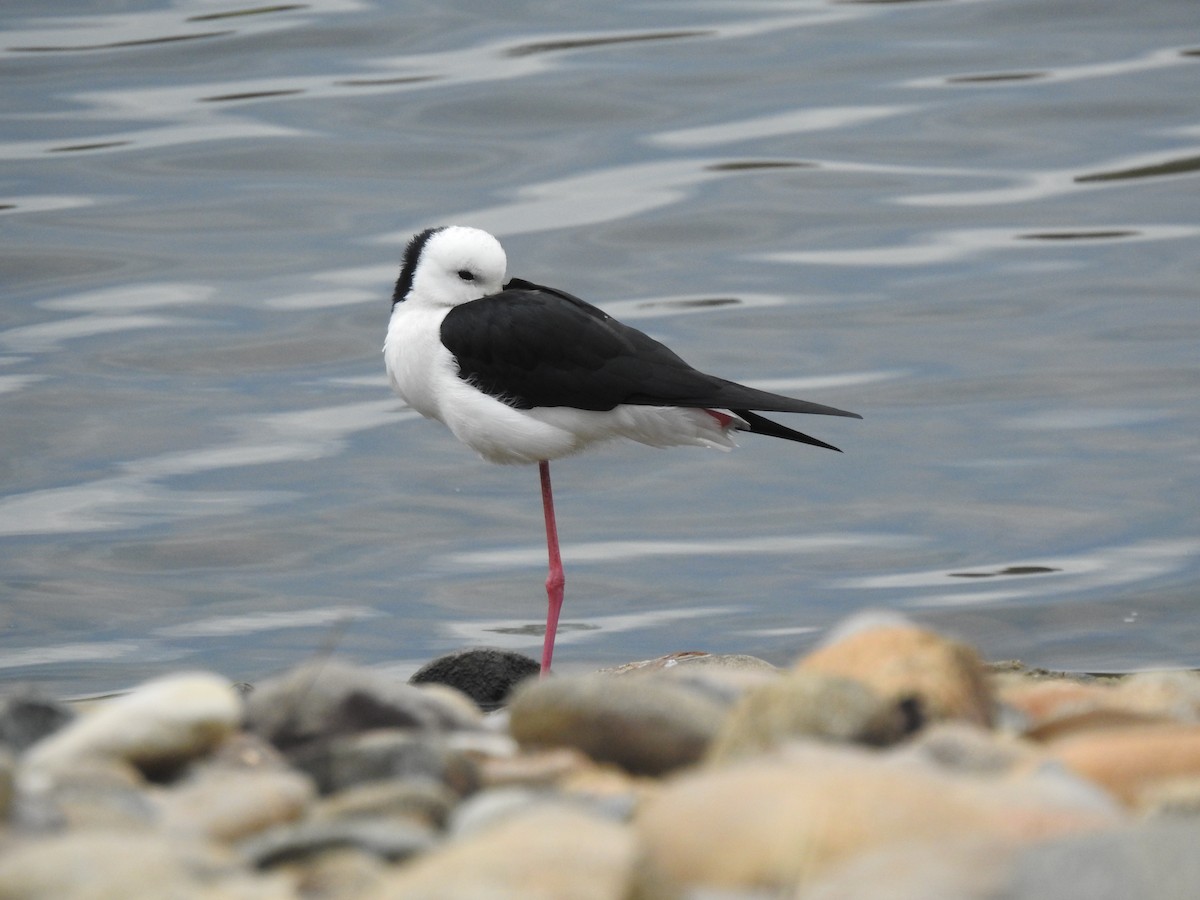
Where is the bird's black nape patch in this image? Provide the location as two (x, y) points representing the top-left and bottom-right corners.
(391, 227), (445, 306)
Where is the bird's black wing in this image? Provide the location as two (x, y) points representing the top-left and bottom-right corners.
(441, 278), (861, 443)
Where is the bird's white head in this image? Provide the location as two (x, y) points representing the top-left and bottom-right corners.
(391, 225), (507, 309)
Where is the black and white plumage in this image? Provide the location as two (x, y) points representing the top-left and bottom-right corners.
(384, 225), (860, 674)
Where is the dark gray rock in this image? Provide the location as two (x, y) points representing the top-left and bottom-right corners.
(0, 687), (74, 752)
(410, 648), (539, 711)
(290, 728), (480, 795)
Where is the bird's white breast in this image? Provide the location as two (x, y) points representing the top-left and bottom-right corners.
(383, 302), (457, 421)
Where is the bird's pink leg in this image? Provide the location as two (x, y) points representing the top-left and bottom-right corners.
(538, 460), (565, 677)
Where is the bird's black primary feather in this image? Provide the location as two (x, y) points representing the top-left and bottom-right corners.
(440, 278), (861, 442)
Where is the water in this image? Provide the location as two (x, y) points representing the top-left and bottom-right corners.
(2, 0), (1198, 696)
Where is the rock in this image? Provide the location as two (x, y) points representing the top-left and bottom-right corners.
(999, 818), (1200, 900)
(998, 676), (1183, 741)
(797, 620), (994, 727)
(16, 758), (157, 831)
(244, 659), (480, 754)
(800, 835), (1016, 900)
(508, 673), (729, 775)
(0, 687), (74, 753)
(603, 651), (777, 676)
(1116, 670), (1200, 722)
(633, 743), (1118, 895)
(1046, 723), (1200, 807)
(0, 830), (291, 899)
(477, 745), (594, 790)
(409, 648), (539, 710)
(21, 672), (240, 780)
(290, 728), (480, 795)
(896, 722), (1042, 775)
(361, 805), (635, 900)
(448, 786), (556, 838)
(0, 748), (14, 820)
(279, 846), (388, 899)
(311, 777), (458, 829)
(707, 671), (912, 764)
(240, 816), (436, 867)
(157, 766), (316, 842)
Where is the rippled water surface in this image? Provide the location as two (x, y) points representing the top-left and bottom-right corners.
(3, 0), (1199, 694)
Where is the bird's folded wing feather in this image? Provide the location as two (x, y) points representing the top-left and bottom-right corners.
(440, 278), (860, 420)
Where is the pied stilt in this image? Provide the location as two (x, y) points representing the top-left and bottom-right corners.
(384, 226), (860, 676)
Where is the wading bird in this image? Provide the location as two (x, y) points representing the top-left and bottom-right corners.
(384, 226), (859, 675)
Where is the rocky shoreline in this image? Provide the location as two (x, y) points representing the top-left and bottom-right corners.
(2, 614), (1199, 898)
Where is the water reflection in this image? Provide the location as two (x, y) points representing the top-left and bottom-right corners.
(445, 532), (913, 571)
(840, 539), (1200, 610)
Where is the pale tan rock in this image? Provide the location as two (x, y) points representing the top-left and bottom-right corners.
(362, 806), (635, 900)
(476, 745), (594, 790)
(22, 672), (241, 779)
(279, 846), (387, 899)
(0, 830), (291, 899)
(1047, 723), (1200, 807)
(1115, 670), (1200, 722)
(797, 624), (994, 727)
(707, 671), (906, 764)
(999, 671), (1200, 741)
(158, 766), (316, 842)
(633, 743), (1117, 895)
(600, 651), (776, 675)
(800, 835), (1016, 900)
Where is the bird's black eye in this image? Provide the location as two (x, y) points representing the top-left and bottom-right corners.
(457, 269), (475, 282)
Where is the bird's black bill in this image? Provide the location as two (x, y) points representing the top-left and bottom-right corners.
(735, 410), (844, 452)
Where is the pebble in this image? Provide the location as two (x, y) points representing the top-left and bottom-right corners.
(156, 766), (316, 842)
(361, 805), (634, 900)
(633, 743), (1117, 895)
(292, 728), (480, 795)
(0, 687), (74, 753)
(0, 830), (292, 899)
(1045, 722), (1200, 808)
(409, 646), (539, 710)
(244, 660), (481, 754)
(707, 670), (912, 764)
(2, 618), (1199, 898)
(507, 672), (730, 775)
(240, 816), (436, 867)
(797, 618), (995, 727)
(21, 672), (240, 780)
